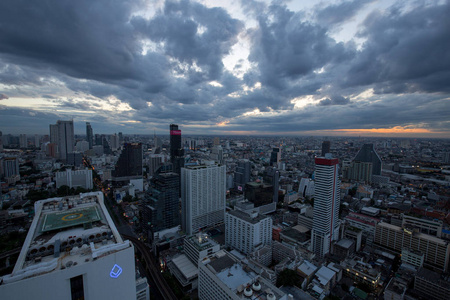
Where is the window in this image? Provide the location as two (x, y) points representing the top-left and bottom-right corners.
(70, 275), (85, 300)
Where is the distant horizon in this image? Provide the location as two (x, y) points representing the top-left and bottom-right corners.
(1, 1), (449, 139)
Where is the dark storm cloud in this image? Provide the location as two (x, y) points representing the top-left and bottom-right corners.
(343, 1), (450, 93)
(132, 0), (243, 81)
(248, 3), (354, 91)
(314, 0), (374, 27)
(318, 95), (350, 106)
(0, 94), (8, 100)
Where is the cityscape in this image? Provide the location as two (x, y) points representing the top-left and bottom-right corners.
(0, 123), (449, 300)
(1, 1), (450, 300)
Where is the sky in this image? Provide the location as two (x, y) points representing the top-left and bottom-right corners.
(0, 0), (449, 137)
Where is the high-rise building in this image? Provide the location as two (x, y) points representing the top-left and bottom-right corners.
(86, 122), (94, 149)
(225, 210), (272, 254)
(1, 157), (20, 178)
(170, 124), (184, 175)
(0, 192), (136, 299)
(181, 164), (226, 235)
(53, 120), (74, 161)
(234, 160), (250, 190)
(311, 155), (341, 257)
(321, 141), (331, 156)
(112, 143), (143, 178)
(354, 144), (382, 176)
(0, 131), (3, 151)
(270, 147), (281, 166)
(345, 161), (373, 183)
(49, 124), (58, 144)
(263, 167), (279, 203)
(34, 134), (40, 149)
(55, 168), (93, 190)
(211, 145), (223, 165)
(19, 134), (27, 148)
(144, 170), (180, 238)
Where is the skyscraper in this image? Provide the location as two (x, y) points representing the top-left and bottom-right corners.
(0, 131), (3, 151)
(321, 141), (331, 156)
(19, 134), (27, 148)
(311, 155), (340, 257)
(86, 122), (94, 149)
(270, 147), (281, 166)
(181, 163), (226, 235)
(170, 124), (184, 175)
(354, 144), (382, 176)
(49, 124), (58, 144)
(113, 143), (143, 178)
(54, 120), (74, 161)
(234, 160), (250, 190)
(144, 169), (180, 238)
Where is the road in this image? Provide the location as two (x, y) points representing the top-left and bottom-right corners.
(122, 234), (178, 300)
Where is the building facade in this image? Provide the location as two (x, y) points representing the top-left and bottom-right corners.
(181, 163), (226, 235)
(225, 210), (272, 255)
(311, 156), (341, 257)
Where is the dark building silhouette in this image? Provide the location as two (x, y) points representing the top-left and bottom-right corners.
(112, 143), (143, 178)
(354, 144), (382, 176)
(263, 167), (279, 203)
(170, 124), (184, 175)
(321, 141), (331, 156)
(86, 122), (93, 149)
(270, 148), (281, 166)
(245, 182), (274, 207)
(143, 166), (180, 240)
(234, 160), (251, 190)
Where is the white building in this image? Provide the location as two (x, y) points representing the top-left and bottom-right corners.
(181, 163), (226, 235)
(198, 250), (288, 300)
(311, 156), (341, 257)
(225, 210), (272, 255)
(0, 192), (136, 300)
(55, 168), (93, 190)
(298, 177), (315, 198)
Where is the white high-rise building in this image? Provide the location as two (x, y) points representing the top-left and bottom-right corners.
(56, 120), (74, 161)
(0, 192), (136, 299)
(181, 163), (226, 235)
(225, 210), (272, 255)
(19, 134), (27, 148)
(311, 155), (341, 257)
(55, 168), (93, 190)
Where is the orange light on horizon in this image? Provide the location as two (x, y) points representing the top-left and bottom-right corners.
(330, 126), (437, 134)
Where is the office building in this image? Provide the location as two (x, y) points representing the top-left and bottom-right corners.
(170, 124), (184, 175)
(234, 160), (250, 190)
(181, 163), (226, 235)
(0, 131), (3, 151)
(67, 152), (83, 167)
(225, 210), (272, 255)
(198, 250), (288, 300)
(86, 122), (94, 149)
(211, 145), (223, 165)
(414, 267), (450, 300)
(112, 143), (143, 178)
(298, 178), (315, 198)
(51, 120), (74, 161)
(374, 222), (450, 272)
(321, 141), (331, 156)
(263, 166), (279, 203)
(311, 155), (341, 257)
(344, 212), (379, 245)
(0, 192), (136, 299)
(354, 144), (382, 176)
(1, 157), (20, 178)
(144, 171), (180, 237)
(345, 161), (373, 183)
(55, 168), (93, 190)
(270, 147), (281, 166)
(19, 134), (27, 148)
(402, 214), (443, 237)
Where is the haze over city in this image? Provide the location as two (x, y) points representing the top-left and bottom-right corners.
(0, 0), (449, 137)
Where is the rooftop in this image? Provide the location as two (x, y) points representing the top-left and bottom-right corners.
(0, 192), (129, 285)
(227, 209), (270, 224)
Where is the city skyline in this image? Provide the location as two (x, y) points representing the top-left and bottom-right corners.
(0, 0), (449, 137)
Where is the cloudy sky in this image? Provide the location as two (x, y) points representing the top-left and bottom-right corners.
(0, 0), (449, 137)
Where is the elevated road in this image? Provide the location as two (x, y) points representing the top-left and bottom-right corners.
(122, 234), (178, 300)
